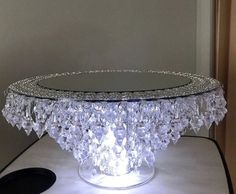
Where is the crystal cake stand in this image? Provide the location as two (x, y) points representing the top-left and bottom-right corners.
(2, 70), (227, 189)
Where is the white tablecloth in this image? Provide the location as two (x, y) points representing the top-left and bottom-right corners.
(0, 136), (230, 194)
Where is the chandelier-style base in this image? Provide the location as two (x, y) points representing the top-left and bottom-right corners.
(78, 161), (156, 189)
(2, 71), (227, 190)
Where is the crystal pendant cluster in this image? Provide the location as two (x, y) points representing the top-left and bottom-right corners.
(2, 88), (227, 176)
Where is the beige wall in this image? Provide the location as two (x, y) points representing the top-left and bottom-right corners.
(0, 0), (211, 170)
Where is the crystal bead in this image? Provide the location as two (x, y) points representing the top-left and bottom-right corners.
(1, 87), (227, 175)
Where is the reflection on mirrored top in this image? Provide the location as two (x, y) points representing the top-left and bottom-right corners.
(38, 72), (192, 92)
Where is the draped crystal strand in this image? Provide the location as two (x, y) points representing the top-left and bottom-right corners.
(2, 88), (227, 174)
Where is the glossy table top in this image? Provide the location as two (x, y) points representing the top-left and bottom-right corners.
(0, 136), (230, 194)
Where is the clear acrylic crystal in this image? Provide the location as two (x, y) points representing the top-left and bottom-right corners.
(1, 88), (227, 176)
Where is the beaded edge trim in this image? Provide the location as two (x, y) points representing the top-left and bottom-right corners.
(7, 70), (221, 101)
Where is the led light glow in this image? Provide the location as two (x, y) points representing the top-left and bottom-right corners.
(79, 160), (155, 189)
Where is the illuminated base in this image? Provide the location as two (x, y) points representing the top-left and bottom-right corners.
(78, 162), (156, 189)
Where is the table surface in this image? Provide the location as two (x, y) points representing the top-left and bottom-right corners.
(0, 136), (231, 194)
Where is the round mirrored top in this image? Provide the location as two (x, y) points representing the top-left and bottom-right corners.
(38, 72), (191, 92)
(8, 70), (221, 101)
